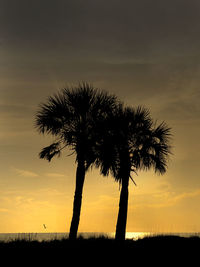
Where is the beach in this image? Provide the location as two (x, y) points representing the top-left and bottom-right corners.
(0, 235), (199, 265)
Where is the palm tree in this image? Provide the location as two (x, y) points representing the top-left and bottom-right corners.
(35, 82), (118, 239)
(95, 105), (171, 240)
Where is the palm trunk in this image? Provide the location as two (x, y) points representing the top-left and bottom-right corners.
(69, 158), (85, 240)
(115, 173), (129, 241)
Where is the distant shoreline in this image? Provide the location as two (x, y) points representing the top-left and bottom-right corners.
(0, 231), (200, 242)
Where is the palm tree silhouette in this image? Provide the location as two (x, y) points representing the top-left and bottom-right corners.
(95, 105), (171, 240)
(35, 82), (118, 239)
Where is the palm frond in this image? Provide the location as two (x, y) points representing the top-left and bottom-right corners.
(39, 142), (61, 162)
(35, 91), (71, 135)
(132, 120), (172, 175)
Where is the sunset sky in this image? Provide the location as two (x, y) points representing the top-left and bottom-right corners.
(0, 0), (200, 234)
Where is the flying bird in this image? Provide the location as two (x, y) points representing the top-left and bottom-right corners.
(43, 224), (47, 229)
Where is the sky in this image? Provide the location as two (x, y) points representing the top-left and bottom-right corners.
(0, 0), (200, 234)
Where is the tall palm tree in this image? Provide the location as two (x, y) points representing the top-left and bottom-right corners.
(35, 82), (118, 239)
(95, 105), (171, 240)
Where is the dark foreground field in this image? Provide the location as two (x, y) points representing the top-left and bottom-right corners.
(0, 235), (199, 265)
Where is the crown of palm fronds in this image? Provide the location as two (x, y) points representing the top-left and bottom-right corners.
(95, 104), (172, 182)
(35, 82), (119, 165)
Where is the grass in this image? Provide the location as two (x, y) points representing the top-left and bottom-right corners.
(0, 235), (199, 264)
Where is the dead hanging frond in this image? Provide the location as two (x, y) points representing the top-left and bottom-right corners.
(131, 167), (138, 175)
(130, 175), (137, 186)
(130, 168), (138, 186)
(66, 150), (76, 157)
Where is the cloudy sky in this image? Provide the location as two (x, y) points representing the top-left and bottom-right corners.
(0, 0), (200, 233)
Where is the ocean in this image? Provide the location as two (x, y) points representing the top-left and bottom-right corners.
(0, 232), (199, 242)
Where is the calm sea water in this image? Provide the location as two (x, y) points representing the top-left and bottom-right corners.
(0, 232), (199, 242)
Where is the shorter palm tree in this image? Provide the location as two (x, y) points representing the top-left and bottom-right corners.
(35, 82), (118, 239)
(95, 105), (171, 240)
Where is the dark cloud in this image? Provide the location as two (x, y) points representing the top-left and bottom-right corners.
(1, 0), (200, 115)
(1, 0), (200, 68)
(1, 0), (200, 57)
